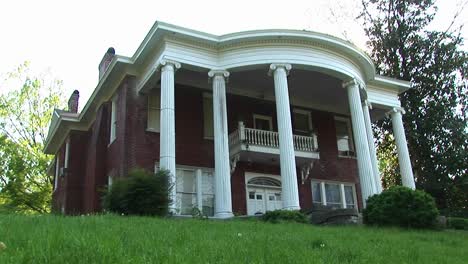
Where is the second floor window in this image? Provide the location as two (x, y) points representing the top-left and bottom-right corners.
(147, 91), (160, 132)
(335, 117), (354, 156)
(293, 109), (312, 136)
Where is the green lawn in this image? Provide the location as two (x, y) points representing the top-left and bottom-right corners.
(0, 214), (466, 263)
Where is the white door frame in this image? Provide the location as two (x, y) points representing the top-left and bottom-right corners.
(245, 172), (282, 215)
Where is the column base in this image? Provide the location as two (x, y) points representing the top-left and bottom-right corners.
(214, 211), (234, 219)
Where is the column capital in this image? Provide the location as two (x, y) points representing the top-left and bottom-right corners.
(268, 63), (292, 76)
(208, 70), (230, 79)
(386, 107), (406, 117)
(343, 79), (367, 90)
(158, 59), (181, 71)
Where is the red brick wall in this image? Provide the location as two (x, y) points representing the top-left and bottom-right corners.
(65, 131), (89, 214)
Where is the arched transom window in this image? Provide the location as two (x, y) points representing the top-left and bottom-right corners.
(248, 177), (281, 187)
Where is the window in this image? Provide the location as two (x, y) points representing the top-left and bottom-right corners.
(203, 93), (214, 139)
(176, 168), (197, 215)
(253, 114), (273, 131)
(110, 94), (118, 144)
(335, 117), (354, 156)
(311, 180), (357, 209)
(54, 155), (60, 190)
(156, 163), (215, 216)
(293, 109), (312, 135)
(147, 91), (160, 132)
(64, 140), (70, 171)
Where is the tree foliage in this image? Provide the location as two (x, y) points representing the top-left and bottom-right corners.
(0, 62), (65, 213)
(360, 0), (468, 214)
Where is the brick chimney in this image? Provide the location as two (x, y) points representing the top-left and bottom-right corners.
(68, 90), (80, 113)
(98, 47), (115, 80)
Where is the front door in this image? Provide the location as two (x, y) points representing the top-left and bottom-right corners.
(247, 187), (282, 215)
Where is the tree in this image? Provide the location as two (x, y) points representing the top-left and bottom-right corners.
(360, 0), (468, 214)
(0, 62), (66, 213)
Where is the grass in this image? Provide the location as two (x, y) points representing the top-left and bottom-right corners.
(0, 214), (467, 263)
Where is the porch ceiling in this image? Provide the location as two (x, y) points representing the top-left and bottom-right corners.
(175, 68), (351, 115)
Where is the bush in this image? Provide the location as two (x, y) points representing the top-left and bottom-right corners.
(447, 217), (468, 230)
(261, 210), (308, 224)
(102, 168), (172, 216)
(363, 186), (439, 229)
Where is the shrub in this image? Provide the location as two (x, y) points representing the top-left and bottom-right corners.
(447, 217), (468, 230)
(363, 186), (439, 229)
(102, 168), (172, 216)
(261, 210), (308, 224)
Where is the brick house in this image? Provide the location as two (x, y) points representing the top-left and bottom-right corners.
(44, 21), (415, 217)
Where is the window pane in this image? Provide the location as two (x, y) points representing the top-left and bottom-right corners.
(147, 109), (160, 131)
(176, 169), (197, 215)
(344, 185), (355, 208)
(312, 182), (321, 203)
(176, 169), (196, 193)
(148, 93), (160, 131)
(325, 183), (341, 206)
(202, 171), (214, 195)
(202, 194), (214, 216)
(177, 193), (197, 215)
(294, 112), (310, 132)
(203, 96), (214, 138)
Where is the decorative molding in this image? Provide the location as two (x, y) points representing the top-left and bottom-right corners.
(158, 59), (182, 71)
(342, 79), (358, 89)
(301, 160), (316, 184)
(362, 99), (372, 109)
(385, 107), (406, 118)
(208, 70), (230, 83)
(268, 63), (292, 76)
(230, 154), (240, 174)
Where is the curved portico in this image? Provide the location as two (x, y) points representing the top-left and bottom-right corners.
(131, 23), (416, 216)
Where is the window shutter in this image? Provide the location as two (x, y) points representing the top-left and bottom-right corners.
(148, 93), (161, 132)
(203, 94), (214, 139)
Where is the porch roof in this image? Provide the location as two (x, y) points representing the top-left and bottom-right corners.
(43, 21), (410, 155)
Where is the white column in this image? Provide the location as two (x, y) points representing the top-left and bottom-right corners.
(390, 108), (416, 189)
(269, 64), (300, 210)
(320, 182), (327, 206)
(362, 101), (382, 193)
(208, 70), (233, 218)
(196, 169), (203, 212)
(159, 59), (181, 213)
(340, 184), (347, 209)
(343, 80), (376, 207)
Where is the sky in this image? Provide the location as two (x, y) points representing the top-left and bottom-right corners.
(1, 0), (467, 107)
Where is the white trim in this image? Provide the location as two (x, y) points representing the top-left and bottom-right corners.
(109, 93), (118, 144)
(54, 155), (60, 190)
(64, 140), (70, 169)
(244, 172), (281, 183)
(253, 114), (273, 131)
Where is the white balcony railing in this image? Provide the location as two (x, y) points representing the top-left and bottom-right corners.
(228, 122), (318, 154)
